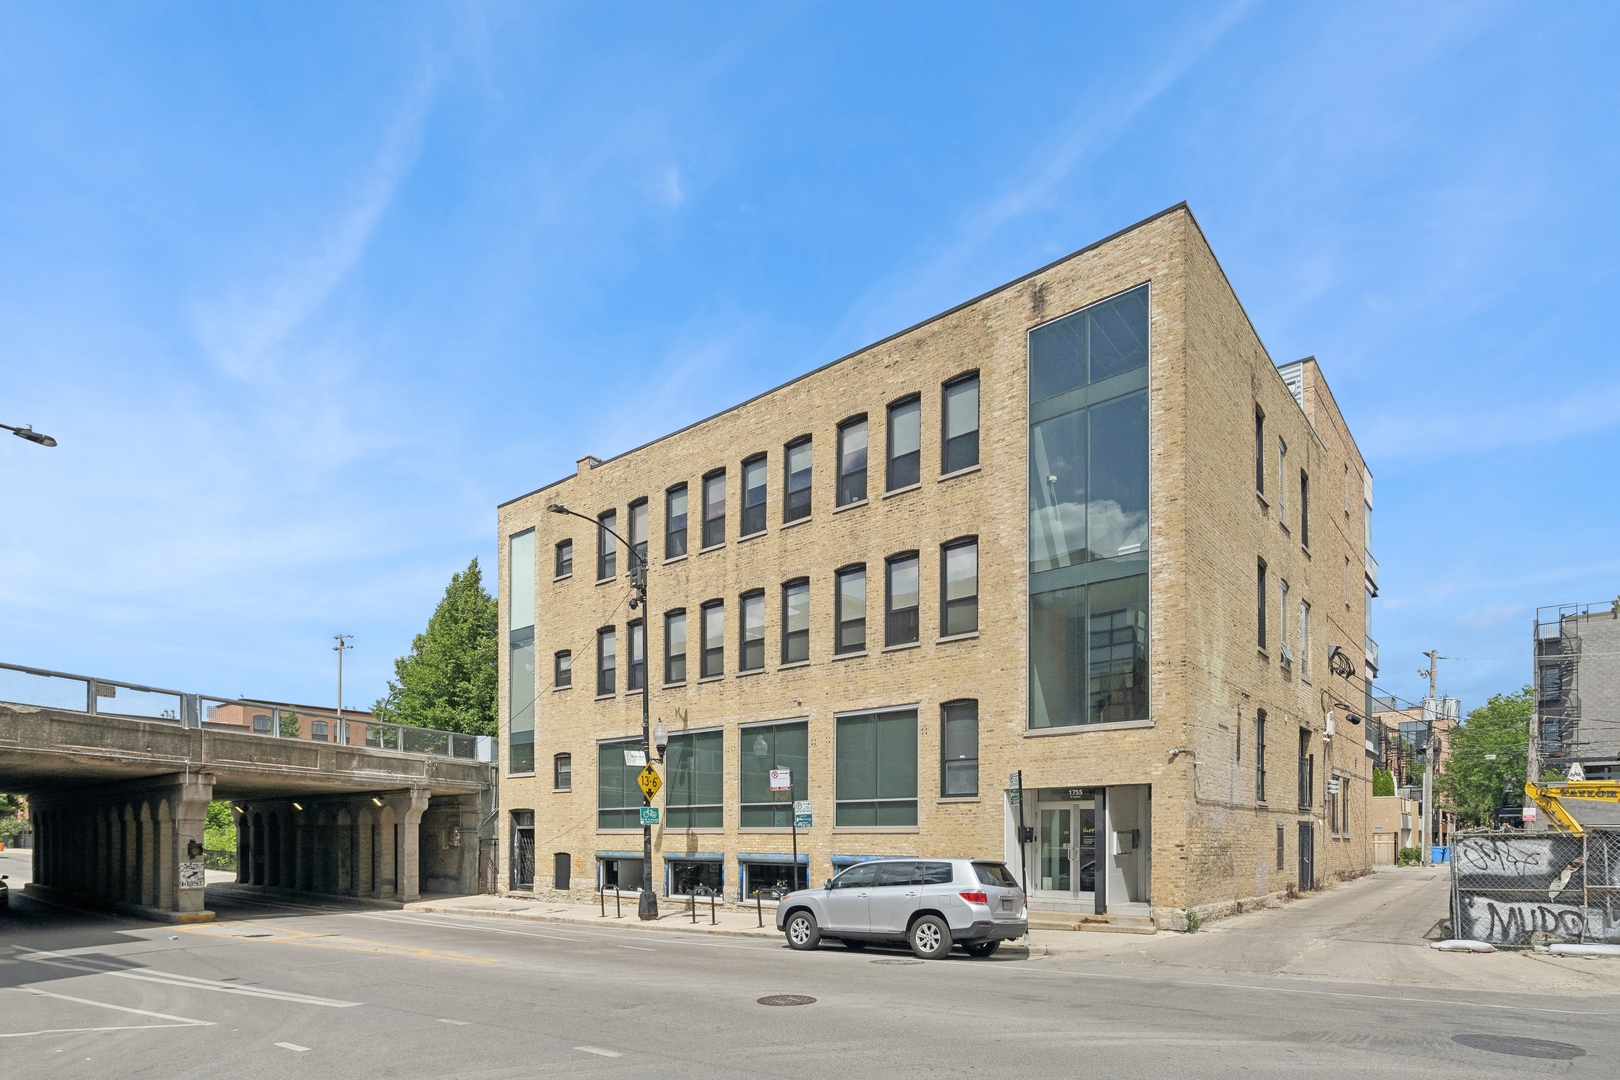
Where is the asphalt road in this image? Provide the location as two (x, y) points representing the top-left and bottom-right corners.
(2, 855), (1615, 1079)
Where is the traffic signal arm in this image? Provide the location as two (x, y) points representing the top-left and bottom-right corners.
(1524, 780), (1620, 837)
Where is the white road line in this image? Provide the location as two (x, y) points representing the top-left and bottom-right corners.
(4, 986), (214, 1035)
(614, 944), (656, 952)
(358, 911), (774, 952)
(356, 912), (596, 943)
(575, 1046), (622, 1057)
(435, 1018), (472, 1025)
(276, 1041), (311, 1052)
(17, 951), (362, 1008)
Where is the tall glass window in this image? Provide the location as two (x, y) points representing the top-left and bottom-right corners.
(741, 456), (767, 536)
(665, 485), (688, 559)
(741, 720), (808, 827)
(700, 601), (724, 678)
(664, 609), (687, 684)
(941, 700), (979, 797)
(508, 530), (535, 774)
(942, 538), (978, 636)
(885, 553), (919, 646)
(836, 565), (866, 653)
(740, 591), (765, 671)
(702, 471), (726, 548)
(598, 739), (643, 829)
(627, 619), (645, 692)
(781, 579), (809, 663)
(666, 730), (724, 829)
(628, 499), (648, 568)
(784, 437), (812, 522)
(942, 373), (980, 473)
(835, 709), (918, 826)
(1027, 285), (1150, 731)
(886, 397), (921, 491)
(596, 626), (616, 696)
(597, 510), (617, 581)
(837, 417), (868, 506)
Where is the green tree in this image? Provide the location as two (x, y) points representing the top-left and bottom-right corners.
(1436, 685), (1533, 828)
(373, 558), (498, 736)
(1373, 769), (1395, 797)
(204, 801), (237, 853)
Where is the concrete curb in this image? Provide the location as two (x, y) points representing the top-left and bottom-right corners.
(406, 900), (784, 940)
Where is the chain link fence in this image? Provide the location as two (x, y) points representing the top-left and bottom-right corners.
(1452, 827), (1620, 947)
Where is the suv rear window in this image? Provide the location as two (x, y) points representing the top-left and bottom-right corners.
(918, 862), (953, 884)
(973, 862), (1019, 887)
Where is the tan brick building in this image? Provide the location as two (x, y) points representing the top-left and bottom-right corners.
(495, 204), (1376, 928)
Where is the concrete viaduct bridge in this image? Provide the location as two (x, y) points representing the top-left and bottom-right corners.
(0, 661), (496, 922)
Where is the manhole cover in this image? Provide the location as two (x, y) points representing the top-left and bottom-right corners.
(872, 959), (923, 966)
(1452, 1034), (1585, 1060)
(757, 995), (816, 1007)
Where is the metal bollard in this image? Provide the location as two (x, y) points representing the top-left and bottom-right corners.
(615, 888), (622, 919)
(710, 890), (716, 925)
(600, 886), (605, 918)
(690, 890), (696, 924)
(757, 891), (763, 927)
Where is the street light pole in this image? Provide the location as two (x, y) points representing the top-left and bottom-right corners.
(334, 634), (353, 745)
(549, 503), (659, 920)
(1, 422), (58, 447)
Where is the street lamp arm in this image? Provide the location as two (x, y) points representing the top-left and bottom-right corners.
(546, 503), (647, 573)
(2, 421), (57, 447)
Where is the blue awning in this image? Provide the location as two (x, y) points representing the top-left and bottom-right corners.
(830, 853), (914, 865)
(738, 852), (809, 864)
(595, 850), (643, 859)
(663, 852), (724, 861)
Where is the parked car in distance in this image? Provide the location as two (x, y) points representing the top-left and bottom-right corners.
(777, 858), (1026, 959)
(0, 874), (9, 913)
(1079, 860), (1095, 893)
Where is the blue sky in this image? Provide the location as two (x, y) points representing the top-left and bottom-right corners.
(2, 2), (1616, 716)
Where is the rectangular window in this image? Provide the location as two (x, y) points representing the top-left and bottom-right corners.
(509, 530), (535, 632)
(666, 730), (724, 829)
(508, 529), (536, 774)
(837, 416), (868, 506)
(783, 437), (812, 523)
(781, 579), (809, 664)
(941, 700), (978, 797)
(835, 708), (918, 826)
(554, 650), (571, 689)
(252, 713), (271, 733)
(1298, 728), (1314, 810)
(1277, 439), (1288, 524)
(628, 499), (648, 569)
(1256, 710), (1268, 802)
(942, 373), (980, 474)
(942, 538), (979, 637)
(664, 610), (687, 684)
(311, 720), (328, 741)
(1279, 578), (1291, 659)
(554, 752), (572, 791)
(627, 620), (645, 692)
(886, 396), (921, 491)
(836, 565), (866, 653)
(665, 485), (688, 559)
(741, 456), (767, 536)
(1255, 406), (1265, 493)
(596, 627), (616, 696)
(1300, 601), (1311, 681)
(741, 720), (808, 827)
(597, 738), (643, 829)
(702, 471), (726, 548)
(1300, 470), (1310, 549)
(740, 591), (765, 671)
(1028, 574), (1147, 728)
(1029, 389), (1147, 571)
(885, 553), (919, 646)
(1276, 820), (1284, 869)
(597, 510), (617, 581)
(700, 601), (724, 678)
(1257, 559), (1268, 649)
(554, 539), (573, 578)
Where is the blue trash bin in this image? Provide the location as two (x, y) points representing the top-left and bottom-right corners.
(1430, 845), (1450, 863)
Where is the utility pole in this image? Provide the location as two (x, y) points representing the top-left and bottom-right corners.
(1417, 651), (1442, 865)
(333, 634), (353, 745)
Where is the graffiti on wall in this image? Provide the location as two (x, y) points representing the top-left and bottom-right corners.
(1452, 829), (1620, 947)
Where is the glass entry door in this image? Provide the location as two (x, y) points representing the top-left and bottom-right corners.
(1035, 803), (1095, 898)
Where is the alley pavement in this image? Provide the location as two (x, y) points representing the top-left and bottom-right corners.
(2, 856), (1616, 1078)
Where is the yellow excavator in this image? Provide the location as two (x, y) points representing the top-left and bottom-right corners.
(1523, 777), (1620, 836)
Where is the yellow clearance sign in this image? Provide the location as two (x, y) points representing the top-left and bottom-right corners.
(637, 765), (662, 801)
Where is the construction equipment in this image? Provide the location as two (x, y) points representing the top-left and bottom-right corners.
(1523, 780), (1620, 836)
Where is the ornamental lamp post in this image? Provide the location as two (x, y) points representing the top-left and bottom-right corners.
(549, 502), (660, 920)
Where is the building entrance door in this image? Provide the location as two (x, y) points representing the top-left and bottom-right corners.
(1034, 803), (1095, 898)
(1298, 822), (1314, 891)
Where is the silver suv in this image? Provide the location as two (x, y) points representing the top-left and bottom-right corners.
(776, 858), (1026, 959)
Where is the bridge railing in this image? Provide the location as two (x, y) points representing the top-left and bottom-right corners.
(0, 659), (495, 764)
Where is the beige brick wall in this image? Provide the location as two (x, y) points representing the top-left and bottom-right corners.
(495, 204), (1371, 923)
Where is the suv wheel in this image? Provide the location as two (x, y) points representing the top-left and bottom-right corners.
(963, 940), (1000, 958)
(908, 915), (951, 960)
(784, 910), (820, 951)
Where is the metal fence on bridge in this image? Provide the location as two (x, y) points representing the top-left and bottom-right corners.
(0, 659), (495, 764)
(1451, 827), (1620, 947)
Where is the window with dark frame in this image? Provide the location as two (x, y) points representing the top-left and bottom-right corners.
(665, 485), (688, 559)
(781, 579), (809, 664)
(941, 538), (979, 636)
(1256, 709), (1268, 802)
(666, 729), (724, 829)
(597, 738), (642, 829)
(627, 619), (645, 692)
(1276, 821), (1285, 869)
(702, 470), (726, 548)
(700, 600), (724, 678)
(834, 708), (918, 826)
(740, 590), (765, 671)
(555, 539), (573, 578)
(597, 510), (617, 581)
(835, 565), (866, 653)
(1255, 406), (1265, 493)
(942, 373), (980, 474)
(886, 396), (921, 491)
(664, 609), (687, 684)
(554, 752), (572, 791)
(596, 626), (616, 695)
(1300, 470), (1310, 549)
(941, 699), (979, 797)
(1297, 727), (1313, 811)
(1277, 438), (1288, 524)
(1257, 558), (1268, 649)
(837, 416), (868, 506)
(741, 455), (767, 536)
(628, 499), (648, 569)
(885, 552), (919, 647)
(554, 650), (572, 688)
(741, 720), (808, 828)
(783, 437), (812, 523)
(311, 720), (328, 741)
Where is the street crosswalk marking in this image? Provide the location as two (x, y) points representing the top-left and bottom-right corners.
(575, 1046), (622, 1057)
